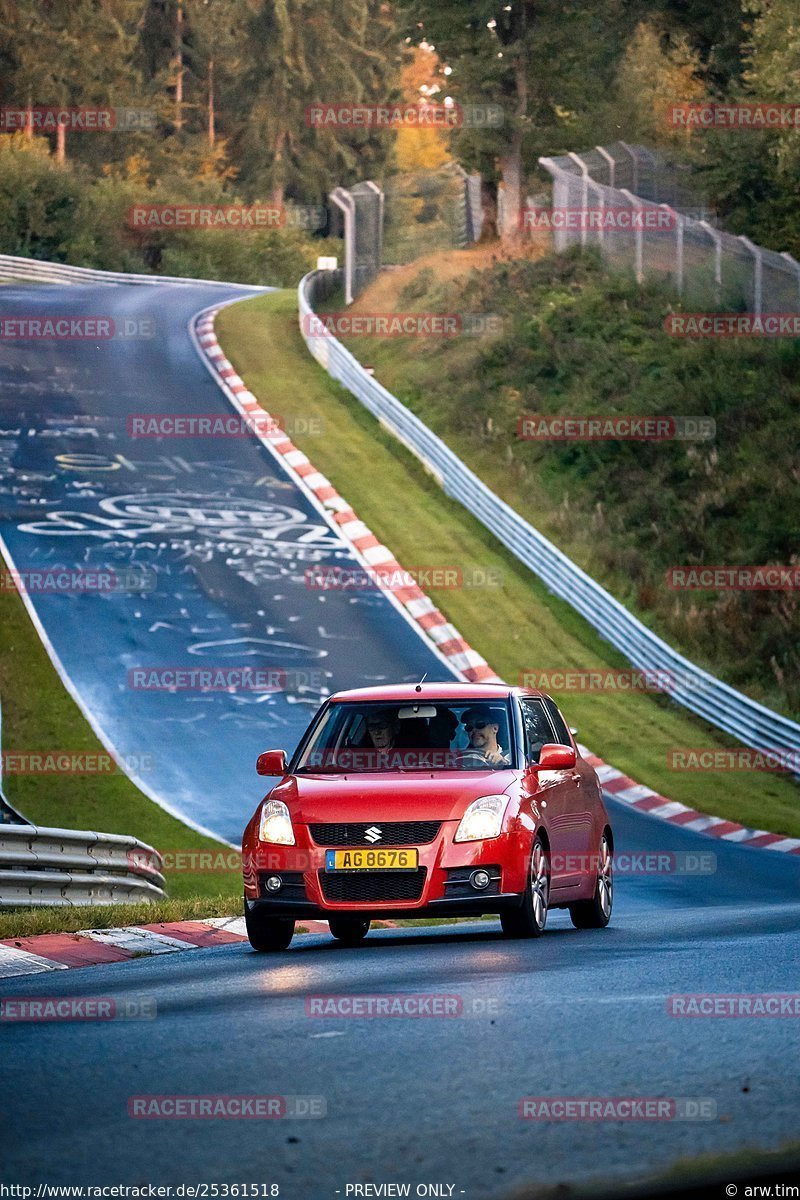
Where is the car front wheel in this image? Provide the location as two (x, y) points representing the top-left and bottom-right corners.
(501, 835), (550, 938)
(244, 902), (295, 951)
(569, 833), (613, 929)
(329, 917), (371, 945)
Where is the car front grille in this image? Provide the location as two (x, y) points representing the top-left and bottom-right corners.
(309, 821), (441, 847)
(319, 868), (427, 903)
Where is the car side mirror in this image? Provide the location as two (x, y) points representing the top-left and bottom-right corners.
(534, 743), (576, 770)
(256, 749), (288, 776)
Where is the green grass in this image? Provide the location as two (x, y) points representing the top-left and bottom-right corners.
(0, 895), (242, 941)
(322, 250), (800, 721)
(216, 289), (800, 837)
(0, 581), (241, 905)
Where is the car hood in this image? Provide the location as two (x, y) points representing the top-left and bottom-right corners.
(270, 770), (519, 823)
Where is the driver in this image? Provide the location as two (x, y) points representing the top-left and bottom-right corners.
(365, 708), (399, 751)
(460, 705), (510, 766)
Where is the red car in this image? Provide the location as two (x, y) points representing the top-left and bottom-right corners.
(241, 683), (613, 950)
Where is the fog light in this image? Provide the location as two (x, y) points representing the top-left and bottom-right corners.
(470, 869), (491, 890)
(265, 875), (282, 893)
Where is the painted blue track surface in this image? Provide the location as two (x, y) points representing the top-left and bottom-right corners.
(0, 283), (455, 842)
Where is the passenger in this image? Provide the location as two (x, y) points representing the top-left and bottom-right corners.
(460, 705), (511, 766)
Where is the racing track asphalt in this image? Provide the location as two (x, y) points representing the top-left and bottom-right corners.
(0, 282), (456, 842)
(0, 281), (798, 1197)
(1, 799), (799, 1196)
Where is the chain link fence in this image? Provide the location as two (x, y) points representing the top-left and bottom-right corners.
(537, 143), (800, 314)
(329, 165), (482, 303)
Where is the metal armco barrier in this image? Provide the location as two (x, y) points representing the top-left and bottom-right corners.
(0, 253), (264, 289)
(299, 270), (800, 764)
(0, 695), (164, 905)
(0, 824), (166, 908)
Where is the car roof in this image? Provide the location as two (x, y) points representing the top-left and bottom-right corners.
(327, 683), (548, 703)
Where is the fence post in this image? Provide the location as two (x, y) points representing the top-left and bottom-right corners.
(661, 205), (683, 295)
(595, 144), (616, 188)
(618, 141), (639, 193)
(362, 179), (384, 272)
(567, 152), (590, 248)
(780, 251), (800, 310)
(738, 236), (763, 314)
(698, 220), (723, 304)
(329, 187), (355, 305)
(620, 189), (644, 283)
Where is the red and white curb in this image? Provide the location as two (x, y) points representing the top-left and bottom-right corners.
(580, 746), (800, 854)
(194, 305), (800, 860)
(0, 917), (400, 980)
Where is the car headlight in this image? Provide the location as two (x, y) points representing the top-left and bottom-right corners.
(258, 798), (295, 845)
(454, 794), (509, 843)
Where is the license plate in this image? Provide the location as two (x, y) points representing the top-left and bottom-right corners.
(325, 848), (419, 872)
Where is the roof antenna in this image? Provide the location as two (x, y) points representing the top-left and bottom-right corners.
(415, 672), (427, 693)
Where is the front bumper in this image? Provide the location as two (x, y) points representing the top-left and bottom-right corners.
(243, 819), (529, 918)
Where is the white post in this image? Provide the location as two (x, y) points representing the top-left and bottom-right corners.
(620, 188), (644, 283)
(362, 180), (384, 273)
(329, 187), (356, 305)
(595, 144), (616, 189)
(661, 205), (682, 295)
(738, 236), (763, 314)
(699, 220), (723, 304)
(567, 152), (590, 248)
(618, 141), (639, 193)
(780, 251), (800, 310)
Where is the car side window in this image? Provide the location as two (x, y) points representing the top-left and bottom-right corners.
(519, 699), (552, 763)
(543, 697), (572, 746)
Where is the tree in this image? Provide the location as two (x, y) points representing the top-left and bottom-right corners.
(613, 21), (707, 149)
(230, 0), (401, 206)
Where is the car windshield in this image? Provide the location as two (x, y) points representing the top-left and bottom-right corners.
(293, 699), (516, 773)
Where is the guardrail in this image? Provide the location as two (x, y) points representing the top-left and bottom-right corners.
(299, 269), (800, 765)
(0, 824), (166, 908)
(0, 697), (165, 905)
(0, 253), (264, 289)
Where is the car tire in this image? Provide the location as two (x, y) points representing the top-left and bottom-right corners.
(500, 835), (550, 938)
(244, 902), (295, 951)
(329, 917), (371, 945)
(569, 832), (613, 929)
